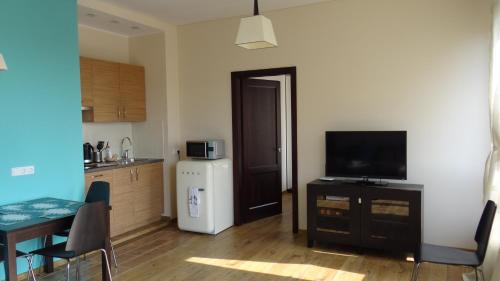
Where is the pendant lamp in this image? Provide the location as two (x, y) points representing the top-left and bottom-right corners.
(235, 0), (277, 49)
(0, 54), (7, 71)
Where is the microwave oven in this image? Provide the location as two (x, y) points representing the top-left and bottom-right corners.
(186, 140), (225, 160)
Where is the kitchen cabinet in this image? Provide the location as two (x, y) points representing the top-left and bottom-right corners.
(80, 57), (93, 108)
(92, 60), (121, 122)
(84, 162), (164, 237)
(80, 56), (146, 123)
(119, 64), (146, 122)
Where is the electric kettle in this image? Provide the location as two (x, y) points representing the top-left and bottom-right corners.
(83, 143), (94, 163)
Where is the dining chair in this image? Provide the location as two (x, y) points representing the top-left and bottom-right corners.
(53, 181), (118, 269)
(31, 201), (113, 281)
(410, 200), (497, 281)
(0, 247), (36, 281)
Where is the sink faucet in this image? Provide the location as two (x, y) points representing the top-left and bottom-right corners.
(121, 137), (134, 163)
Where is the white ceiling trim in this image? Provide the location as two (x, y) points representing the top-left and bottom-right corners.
(83, 0), (332, 26)
(78, 0), (175, 31)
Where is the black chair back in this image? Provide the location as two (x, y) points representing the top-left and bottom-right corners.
(474, 200), (497, 263)
(85, 181), (110, 206)
(66, 201), (107, 256)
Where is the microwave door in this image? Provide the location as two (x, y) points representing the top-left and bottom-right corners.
(188, 142), (208, 158)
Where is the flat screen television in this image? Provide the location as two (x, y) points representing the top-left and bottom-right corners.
(325, 131), (407, 180)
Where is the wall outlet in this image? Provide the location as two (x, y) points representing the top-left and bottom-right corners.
(11, 166), (35, 177)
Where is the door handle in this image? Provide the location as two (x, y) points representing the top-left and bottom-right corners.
(277, 147), (282, 153)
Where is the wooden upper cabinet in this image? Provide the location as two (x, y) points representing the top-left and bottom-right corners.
(119, 64), (146, 122)
(80, 57), (93, 108)
(92, 60), (120, 122)
(80, 56), (146, 123)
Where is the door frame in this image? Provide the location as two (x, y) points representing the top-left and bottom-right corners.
(231, 67), (298, 233)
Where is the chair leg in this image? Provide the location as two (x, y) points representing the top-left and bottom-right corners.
(76, 257), (80, 281)
(475, 267), (479, 281)
(25, 255), (36, 281)
(480, 267), (485, 281)
(410, 262), (420, 281)
(100, 249), (113, 281)
(111, 242), (118, 269)
(66, 260), (71, 281)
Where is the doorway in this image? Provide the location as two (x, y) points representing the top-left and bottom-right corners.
(231, 67), (298, 233)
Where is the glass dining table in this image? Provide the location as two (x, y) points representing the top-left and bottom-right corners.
(0, 197), (111, 281)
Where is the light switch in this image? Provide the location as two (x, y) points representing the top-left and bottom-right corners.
(11, 166), (35, 177)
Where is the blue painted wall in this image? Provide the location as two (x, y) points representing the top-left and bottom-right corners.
(0, 0), (83, 277)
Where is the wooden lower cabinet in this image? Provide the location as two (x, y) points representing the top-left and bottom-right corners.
(84, 162), (164, 237)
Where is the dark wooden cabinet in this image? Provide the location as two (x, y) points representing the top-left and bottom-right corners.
(307, 180), (422, 254)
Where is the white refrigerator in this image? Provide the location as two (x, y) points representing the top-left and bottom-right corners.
(176, 159), (233, 234)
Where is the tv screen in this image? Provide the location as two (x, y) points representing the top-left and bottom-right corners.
(325, 131), (407, 180)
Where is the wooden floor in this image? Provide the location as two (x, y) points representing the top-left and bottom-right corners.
(34, 193), (467, 281)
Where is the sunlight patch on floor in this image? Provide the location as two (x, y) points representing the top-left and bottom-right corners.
(186, 257), (365, 281)
(312, 249), (359, 258)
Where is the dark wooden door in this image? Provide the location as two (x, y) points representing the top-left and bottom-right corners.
(241, 78), (282, 222)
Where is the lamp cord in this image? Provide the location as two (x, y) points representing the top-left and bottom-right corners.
(254, 0), (260, 15)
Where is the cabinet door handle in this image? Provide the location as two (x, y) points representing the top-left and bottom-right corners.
(117, 106), (121, 119)
(135, 168), (139, 181)
(92, 174), (104, 179)
(130, 169), (134, 182)
(123, 107), (127, 119)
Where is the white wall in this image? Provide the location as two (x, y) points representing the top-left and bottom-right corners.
(79, 25), (134, 155)
(129, 32), (172, 216)
(178, 0), (492, 248)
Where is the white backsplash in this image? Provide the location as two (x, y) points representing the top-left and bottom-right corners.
(82, 122), (134, 160)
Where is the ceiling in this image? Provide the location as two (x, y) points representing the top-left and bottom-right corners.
(79, 6), (162, 37)
(98, 0), (331, 25)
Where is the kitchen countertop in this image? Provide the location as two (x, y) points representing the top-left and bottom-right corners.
(84, 158), (163, 174)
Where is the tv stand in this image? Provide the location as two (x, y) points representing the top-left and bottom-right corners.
(355, 178), (389, 186)
(307, 179), (423, 255)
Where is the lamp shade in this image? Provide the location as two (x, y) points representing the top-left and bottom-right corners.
(0, 54), (7, 71)
(235, 15), (277, 49)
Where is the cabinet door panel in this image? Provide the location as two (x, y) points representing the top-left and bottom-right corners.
(80, 57), (93, 108)
(120, 64), (146, 122)
(308, 185), (361, 245)
(111, 192), (135, 236)
(361, 188), (420, 251)
(92, 60), (120, 122)
(133, 163), (163, 228)
(112, 167), (135, 196)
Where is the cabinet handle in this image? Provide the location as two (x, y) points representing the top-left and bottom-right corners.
(130, 169), (134, 182)
(136, 168), (139, 181)
(123, 107), (127, 119)
(92, 174), (104, 179)
(117, 106), (121, 119)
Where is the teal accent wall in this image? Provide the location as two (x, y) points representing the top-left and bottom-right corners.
(0, 0), (83, 278)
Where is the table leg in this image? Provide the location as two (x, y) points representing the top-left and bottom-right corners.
(43, 235), (54, 273)
(4, 234), (18, 281)
(102, 208), (111, 281)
